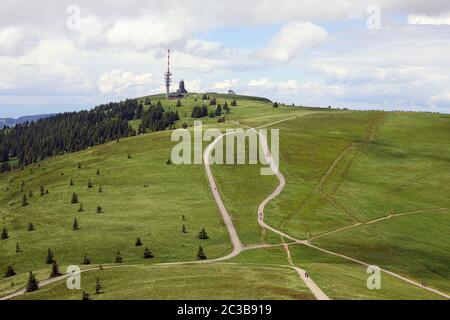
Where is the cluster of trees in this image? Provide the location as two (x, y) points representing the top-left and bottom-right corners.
(139, 101), (179, 133)
(191, 100), (231, 120)
(191, 105), (210, 118)
(0, 99), (180, 173)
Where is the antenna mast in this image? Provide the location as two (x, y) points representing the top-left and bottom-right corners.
(164, 49), (172, 100)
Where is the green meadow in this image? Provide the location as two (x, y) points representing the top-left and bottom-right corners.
(1, 94), (448, 300)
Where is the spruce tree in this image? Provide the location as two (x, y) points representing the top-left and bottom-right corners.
(46, 248), (54, 264)
(88, 179), (93, 189)
(98, 185), (103, 193)
(197, 246), (207, 260)
(22, 194), (28, 206)
(114, 251), (123, 263)
(135, 238), (143, 246)
(95, 277), (103, 294)
(4, 265), (16, 278)
(71, 192), (79, 204)
(143, 247), (154, 259)
(96, 169), (100, 176)
(26, 271), (39, 292)
(82, 254), (91, 265)
(28, 222), (35, 231)
(96, 206), (103, 213)
(82, 291), (91, 300)
(73, 218), (79, 231)
(198, 228), (210, 240)
(1, 227), (9, 240)
(70, 178), (74, 186)
(215, 105), (222, 116)
(16, 241), (22, 253)
(50, 260), (62, 277)
(78, 203), (84, 212)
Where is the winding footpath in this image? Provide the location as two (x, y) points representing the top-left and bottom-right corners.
(2, 112), (448, 300)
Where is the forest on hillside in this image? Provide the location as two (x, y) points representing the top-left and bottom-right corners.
(0, 99), (179, 172)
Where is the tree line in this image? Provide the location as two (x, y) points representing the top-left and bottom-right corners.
(0, 99), (178, 172)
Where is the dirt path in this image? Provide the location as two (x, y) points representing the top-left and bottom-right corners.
(252, 117), (449, 300)
(308, 207), (448, 242)
(0, 264), (138, 300)
(282, 242), (330, 300)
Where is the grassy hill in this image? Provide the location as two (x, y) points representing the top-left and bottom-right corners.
(0, 94), (448, 300)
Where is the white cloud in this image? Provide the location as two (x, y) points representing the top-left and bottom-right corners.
(0, 26), (39, 56)
(185, 39), (223, 56)
(248, 78), (299, 94)
(257, 22), (327, 62)
(98, 70), (154, 95)
(213, 79), (239, 90)
(184, 79), (202, 93)
(0, 58), (93, 95)
(407, 13), (450, 25)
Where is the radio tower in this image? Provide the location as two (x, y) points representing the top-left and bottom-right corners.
(164, 49), (172, 100)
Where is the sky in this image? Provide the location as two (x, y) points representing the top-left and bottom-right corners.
(1, 0), (450, 118)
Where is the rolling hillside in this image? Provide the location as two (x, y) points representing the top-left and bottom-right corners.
(0, 94), (448, 300)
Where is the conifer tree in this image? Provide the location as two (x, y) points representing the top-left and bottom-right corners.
(198, 228), (210, 240)
(115, 251), (123, 263)
(70, 178), (74, 186)
(71, 192), (79, 204)
(46, 248), (54, 264)
(26, 271), (39, 292)
(273, 102), (279, 108)
(96, 169), (100, 176)
(98, 185), (103, 193)
(16, 241), (22, 253)
(182, 224), (187, 234)
(197, 246), (207, 260)
(88, 179), (93, 189)
(4, 265), (16, 278)
(143, 247), (154, 259)
(78, 203), (84, 212)
(1, 227), (9, 240)
(95, 277), (103, 294)
(22, 194), (28, 206)
(82, 291), (91, 300)
(135, 238), (143, 246)
(50, 260), (62, 277)
(96, 206), (103, 213)
(78, 162), (81, 169)
(28, 222), (35, 231)
(215, 104), (222, 116)
(82, 254), (91, 265)
(231, 99), (237, 106)
(73, 218), (79, 231)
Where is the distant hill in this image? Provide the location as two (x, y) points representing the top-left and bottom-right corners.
(0, 114), (54, 127)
